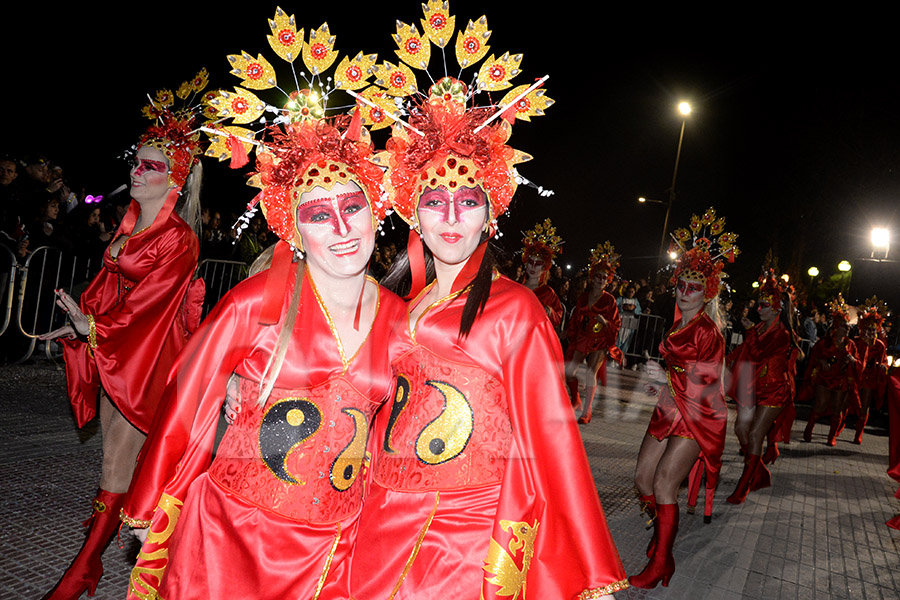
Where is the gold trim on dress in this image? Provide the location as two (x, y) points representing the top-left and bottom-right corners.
(578, 579), (630, 598)
(308, 272), (381, 371)
(388, 491), (440, 600)
(312, 523), (342, 600)
(119, 508), (152, 529)
(86, 315), (97, 349)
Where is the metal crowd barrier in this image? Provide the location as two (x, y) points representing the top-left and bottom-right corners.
(0, 245), (16, 337)
(197, 259), (248, 318)
(616, 313), (667, 362)
(6, 248), (251, 364)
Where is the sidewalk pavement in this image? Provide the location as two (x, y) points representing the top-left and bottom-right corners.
(2, 361), (899, 599)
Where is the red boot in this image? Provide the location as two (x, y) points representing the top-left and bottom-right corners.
(567, 377), (582, 412)
(803, 410), (820, 442)
(762, 441), (779, 465)
(854, 413), (868, 444)
(827, 414), (842, 446)
(726, 455), (761, 505)
(577, 385), (596, 424)
(638, 494), (657, 558)
(629, 503), (678, 589)
(42, 489), (125, 600)
(749, 458), (771, 491)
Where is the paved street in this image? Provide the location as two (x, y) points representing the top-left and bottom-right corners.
(2, 360), (899, 599)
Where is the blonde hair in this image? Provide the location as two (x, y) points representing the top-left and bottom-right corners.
(175, 161), (203, 235)
(256, 254), (305, 407)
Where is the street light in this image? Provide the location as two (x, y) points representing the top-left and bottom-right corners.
(807, 266), (819, 277)
(781, 274), (790, 283)
(838, 260), (852, 272)
(871, 227), (890, 259)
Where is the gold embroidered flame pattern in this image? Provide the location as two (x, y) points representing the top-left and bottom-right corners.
(128, 494), (183, 600)
(482, 519), (540, 599)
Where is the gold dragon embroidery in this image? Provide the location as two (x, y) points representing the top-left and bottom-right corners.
(482, 519), (540, 599)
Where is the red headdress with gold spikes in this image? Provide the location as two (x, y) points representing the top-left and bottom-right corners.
(138, 69), (217, 188)
(201, 7), (387, 250)
(521, 218), (563, 264)
(857, 296), (889, 332)
(757, 269), (792, 312)
(669, 206), (739, 301)
(826, 294), (851, 326)
(588, 241), (620, 284)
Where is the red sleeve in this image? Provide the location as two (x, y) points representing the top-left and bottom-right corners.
(598, 293), (621, 349)
(533, 285), (563, 329)
(62, 226), (198, 432)
(481, 312), (628, 599)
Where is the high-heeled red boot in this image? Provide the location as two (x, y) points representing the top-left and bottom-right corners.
(42, 489), (125, 600)
(629, 503), (678, 589)
(748, 457), (771, 491)
(762, 441), (779, 465)
(638, 494), (657, 557)
(577, 385), (596, 424)
(803, 410), (820, 442)
(567, 377), (582, 412)
(726, 455), (761, 505)
(854, 413), (868, 444)
(827, 414), (842, 446)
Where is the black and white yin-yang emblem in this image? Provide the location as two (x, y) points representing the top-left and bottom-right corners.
(259, 398), (321, 484)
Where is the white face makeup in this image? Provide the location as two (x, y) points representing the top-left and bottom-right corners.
(525, 255), (546, 281)
(294, 181), (374, 279)
(757, 298), (779, 324)
(675, 277), (705, 315)
(130, 146), (171, 202)
(417, 185), (488, 268)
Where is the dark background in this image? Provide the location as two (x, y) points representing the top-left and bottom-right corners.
(4, 3), (899, 301)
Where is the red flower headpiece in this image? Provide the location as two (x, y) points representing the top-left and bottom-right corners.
(138, 70), (215, 188)
(254, 116), (386, 245)
(521, 218), (563, 264)
(669, 206), (739, 301)
(857, 296), (889, 331)
(588, 241), (620, 284)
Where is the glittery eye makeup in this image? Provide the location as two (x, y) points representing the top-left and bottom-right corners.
(676, 279), (704, 296)
(132, 159), (168, 176)
(296, 192), (368, 234)
(418, 187), (487, 222)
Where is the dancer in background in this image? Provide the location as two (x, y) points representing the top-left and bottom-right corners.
(802, 296), (859, 446)
(565, 241), (623, 423)
(520, 218), (565, 329)
(725, 271), (800, 504)
(37, 73), (210, 600)
(631, 207), (738, 589)
(851, 297), (889, 444)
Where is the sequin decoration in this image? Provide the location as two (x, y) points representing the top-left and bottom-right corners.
(454, 16), (491, 68)
(393, 21), (432, 70)
(258, 397), (323, 484)
(329, 408), (368, 491)
(267, 6), (304, 63)
(483, 519), (540, 598)
(415, 380), (475, 465)
(303, 23), (339, 75)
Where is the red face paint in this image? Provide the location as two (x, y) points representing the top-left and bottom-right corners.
(131, 158), (168, 177)
(418, 186), (487, 224)
(296, 191), (368, 236)
(676, 279), (704, 297)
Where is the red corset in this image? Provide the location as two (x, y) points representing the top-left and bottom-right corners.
(207, 375), (380, 523)
(373, 345), (512, 491)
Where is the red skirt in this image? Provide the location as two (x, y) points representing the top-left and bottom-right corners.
(647, 391), (695, 441)
(349, 482), (501, 600)
(757, 383), (792, 408)
(158, 474), (354, 600)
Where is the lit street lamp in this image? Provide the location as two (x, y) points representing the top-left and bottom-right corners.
(807, 266), (819, 277)
(838, 260), (852, 272)
(871, 227), (890, 259)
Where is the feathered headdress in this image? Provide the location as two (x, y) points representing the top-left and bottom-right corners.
(137, 69), (216, 188)
(669, 206), (739, 301)
(826, 294), (851, 326)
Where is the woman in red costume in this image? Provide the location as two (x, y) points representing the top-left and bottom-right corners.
(850, 298), (889, 444)
(350, 6), (628, 595)
(37, 73), (209, 600)
(630, 207), (738, 589)
(885, 368), (900, 529)
(120, 105), (405, 599)
(801, 296), (859, 446)
(520, 218), (565, 329)
(724, 272), (801, 504)
(564, 241), (623, 424)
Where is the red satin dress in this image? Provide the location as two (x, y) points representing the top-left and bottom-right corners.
(646, 312), (726, 516)
(61, 196), (200, 433)
(121, 268), (405, 600)
(802, 335), (859, 392)
(531, 283), (563, 329)
(565, 290), (623, 383)
(350, 275), (628, 600)
(853, 337), (888, 392)
(727, 321), (797, 409)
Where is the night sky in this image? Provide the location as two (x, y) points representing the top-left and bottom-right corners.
(5, 3), (900, 297)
